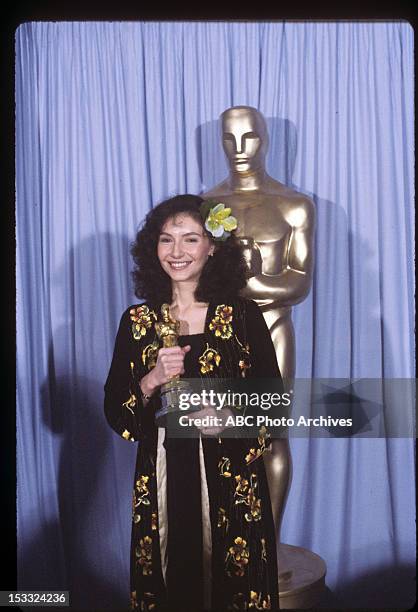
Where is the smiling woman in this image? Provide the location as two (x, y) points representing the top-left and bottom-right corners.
(130, 195), (247, 309)
(157, 215), (215, 286)
(104, 194), (283, 611)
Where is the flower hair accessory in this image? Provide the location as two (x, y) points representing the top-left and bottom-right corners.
(200, 199), (238, 241)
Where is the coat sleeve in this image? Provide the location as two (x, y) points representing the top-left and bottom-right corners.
(245, 299), (281, 379)
(244, 300), (287, 444)
(104, 308), (146, 442)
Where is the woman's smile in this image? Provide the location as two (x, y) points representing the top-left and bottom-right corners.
(168, 260), (192, 269)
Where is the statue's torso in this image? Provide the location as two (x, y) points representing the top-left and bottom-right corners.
(226, 194), (291, 276)
(204, 180), (309, 287)
(203, 175), (313, 379)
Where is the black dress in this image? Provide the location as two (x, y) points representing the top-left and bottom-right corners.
(104, 298), (281, 611)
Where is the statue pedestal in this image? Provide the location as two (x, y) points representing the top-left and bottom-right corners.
(278, 544), (327, 609)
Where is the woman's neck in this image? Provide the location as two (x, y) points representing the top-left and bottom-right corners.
(170, 282), (209, 334)
(171, 281), (199, 311)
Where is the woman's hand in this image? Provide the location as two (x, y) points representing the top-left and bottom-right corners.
(140, 345), (191, 397)
(189, 405), (234, 436)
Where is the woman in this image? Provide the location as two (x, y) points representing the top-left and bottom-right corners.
(104, 194), (281, 611)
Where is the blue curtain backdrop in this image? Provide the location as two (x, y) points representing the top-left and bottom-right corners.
(16, 22), (415, 610)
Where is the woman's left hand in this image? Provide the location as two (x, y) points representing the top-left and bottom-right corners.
(189, 405), (234, 436)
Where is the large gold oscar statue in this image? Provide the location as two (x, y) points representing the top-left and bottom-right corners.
(202, 106), (326, 609)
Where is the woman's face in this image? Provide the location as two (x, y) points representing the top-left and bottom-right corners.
(157, 214), (215, 284)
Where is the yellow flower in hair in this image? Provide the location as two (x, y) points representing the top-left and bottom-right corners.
(201, 200), (238, 241)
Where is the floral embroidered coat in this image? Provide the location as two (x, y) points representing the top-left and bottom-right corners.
(104, 297), (281, 611)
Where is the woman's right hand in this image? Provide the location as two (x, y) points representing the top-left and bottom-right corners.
(140, 345), (191, 396)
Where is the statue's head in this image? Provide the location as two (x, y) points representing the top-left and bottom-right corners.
(221, 106), (269, 174)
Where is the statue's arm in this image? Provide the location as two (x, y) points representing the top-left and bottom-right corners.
(242, 198), (315, 307)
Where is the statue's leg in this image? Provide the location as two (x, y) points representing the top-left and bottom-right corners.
(263, 438), (293, 541)
(269, 312), (295, 382)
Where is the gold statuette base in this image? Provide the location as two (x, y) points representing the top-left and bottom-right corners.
(155, 378), (198, 426)
(278, 544), (327, 609)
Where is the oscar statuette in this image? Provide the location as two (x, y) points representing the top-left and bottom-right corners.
(154, 304), (194, 426)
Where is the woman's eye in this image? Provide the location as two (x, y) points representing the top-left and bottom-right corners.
(159, 237), (172, 243)
(185, 238), (198, 243)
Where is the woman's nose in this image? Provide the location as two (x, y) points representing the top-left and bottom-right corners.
(171, 240), (184, 258)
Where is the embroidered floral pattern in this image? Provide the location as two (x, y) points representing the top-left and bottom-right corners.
(118, 299), (278, 607)
(218, 507), (230, 534)
(238, 357), (251, 377)
(261, 538), (267, 562)
(133, 475), (151, 511)
(140, 592), (156, 611)
(132, 489), (140, 523)
(234, 474), (262, 522)
(136, 475), (150, 497)
(234, 474), (249, 497)
(199, 343), (221, 374)
(142, 340), (159, 370)
(225, 536), (250, 577)
(130, 305), (157, 340)
(122, 394), (137, 415)
(122, 362), (137, 418)
(130, 590), (137, 610)
(209, 305), (233, 340)
(245, 426), (271, 465)
(122, 429), (135, 442)
(136, 536), (153, 576)
(151, 512), (157, 531)
(228, 592), (247, 610)
(245, 448), (258, 464)
(218, 456), (232, 478)
(235, 334), (251, 377)
(258, 425), (270, 445)
(218, 304), (233, 323)
(245, 495), (261, 523)
(227, 591), (271, 611)
(249, 591), (271, 610)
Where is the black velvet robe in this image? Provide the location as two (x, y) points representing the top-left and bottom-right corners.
(104, 297), (281, 611)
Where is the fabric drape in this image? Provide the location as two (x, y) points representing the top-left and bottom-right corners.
(16, 21), (415, 610)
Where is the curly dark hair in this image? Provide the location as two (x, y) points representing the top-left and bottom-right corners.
(130, 194), (248, 305)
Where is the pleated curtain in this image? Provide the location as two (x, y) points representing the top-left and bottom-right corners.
(16, 21), (415, 610)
